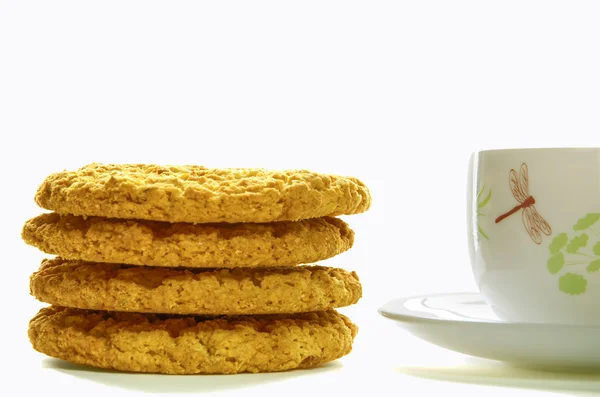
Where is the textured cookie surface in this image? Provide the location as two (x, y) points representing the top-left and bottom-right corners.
(35, 164), (371, 223)
(28, 306), (357, 374)
(22, 213), (354, 267)
(30, 258), (362, 315)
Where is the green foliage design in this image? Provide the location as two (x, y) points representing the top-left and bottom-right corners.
(573, 213), (600, 231)
(559, 273), (587, 295)
(593, 241), (600, 256)
(476, 184), (492, 241)
(547, 252), (564, 274)
(547, 213), (600, 295)
(549, 233), (568, 254)
(565, 234), (589, 254)
(587, 259), (600, 273)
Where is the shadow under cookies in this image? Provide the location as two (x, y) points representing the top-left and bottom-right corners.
(396, 358), (600, 395)
(43, 358), (343, 394)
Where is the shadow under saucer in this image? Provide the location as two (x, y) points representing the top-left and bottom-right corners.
(396, 358), (600, 395)
(43, 358), (343, 394)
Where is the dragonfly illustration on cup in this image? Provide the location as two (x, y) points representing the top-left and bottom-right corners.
(495, 163), (552, 245)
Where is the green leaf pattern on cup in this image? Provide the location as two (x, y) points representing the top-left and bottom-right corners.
(573, 213), (600, 231)
(565, 234), (589, 254)
(547, 252), (564, 274)
(587, 259), (600, 273)
(547, 213), (600, 295)
(559, 273), (588, 295)
(593, 241), (600, 256)
(548, 233), (568, 254)
(476, 183), (492, 241)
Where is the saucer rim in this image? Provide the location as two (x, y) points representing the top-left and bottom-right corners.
(378, 292), (600, 330)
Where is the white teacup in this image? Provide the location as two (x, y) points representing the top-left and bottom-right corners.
(467, 148), (600, 325)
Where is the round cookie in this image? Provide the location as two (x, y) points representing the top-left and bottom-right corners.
(28, 306), (357, 374)
(30, 258), (362, 315)
(22, 213), (354, 268)
(34, 163), (372, 223)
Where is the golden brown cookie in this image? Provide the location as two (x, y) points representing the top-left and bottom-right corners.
(30, 258), (362, 315)
(22, 213), (354, 268)
(34, 164), (371, 223)
(28, 306), (357, 374)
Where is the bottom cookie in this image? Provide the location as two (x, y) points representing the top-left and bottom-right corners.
(28, 306), (357, 374)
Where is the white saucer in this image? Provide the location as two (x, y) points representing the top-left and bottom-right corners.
(378, 292), (600, 370)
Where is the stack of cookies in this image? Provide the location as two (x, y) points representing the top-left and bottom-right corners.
(22, 164), (371, 374)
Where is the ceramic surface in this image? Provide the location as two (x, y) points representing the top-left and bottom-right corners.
(468, 148), (600, 324)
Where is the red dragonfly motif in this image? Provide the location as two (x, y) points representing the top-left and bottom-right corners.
(495, 163), (551, 245)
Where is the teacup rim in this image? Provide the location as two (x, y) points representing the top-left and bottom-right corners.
(476, 146), (600, 155)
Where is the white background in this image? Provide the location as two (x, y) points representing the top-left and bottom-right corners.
(1, 1), (600, 396)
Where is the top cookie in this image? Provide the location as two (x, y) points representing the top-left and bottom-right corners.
(35, 164), (371, 223)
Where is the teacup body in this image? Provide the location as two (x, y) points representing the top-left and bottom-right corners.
(468, 148), (600, 324)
